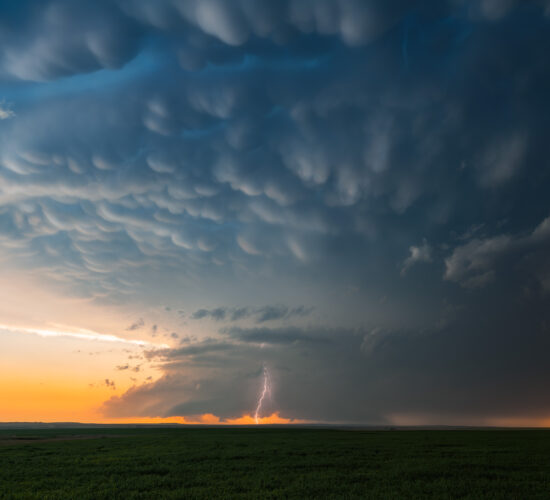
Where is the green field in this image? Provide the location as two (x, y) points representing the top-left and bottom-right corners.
(1, 427), (550, 499)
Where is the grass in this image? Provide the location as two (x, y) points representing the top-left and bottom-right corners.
(1, 428), (550, 499)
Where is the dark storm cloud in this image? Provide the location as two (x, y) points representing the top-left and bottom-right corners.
(105, 291), (550, 422)
(444, 216), (550, 289)
(223, 325), (327, 344)
(0, 0), (426, 82)
(3, 0), (550, 302)
(150, 340), (239, 359)
(2, 0), (550, 423)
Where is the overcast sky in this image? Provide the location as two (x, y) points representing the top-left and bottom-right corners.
(1, 0), (550, 425)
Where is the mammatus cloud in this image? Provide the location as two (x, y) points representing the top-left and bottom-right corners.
(1, 1), (550, 425)
(0, 0), (547, 305)
(0, 0), (429, 83)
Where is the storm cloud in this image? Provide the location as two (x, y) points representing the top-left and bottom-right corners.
(2, 0), (550, 424)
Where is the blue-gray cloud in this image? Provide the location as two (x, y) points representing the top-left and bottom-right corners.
(190, 305), (314, 323)
(2, 0), (550, 423)
(2, 0), (549, 303)
(104, 291), (550, 422)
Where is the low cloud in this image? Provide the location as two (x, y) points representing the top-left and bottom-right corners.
(190, 305), (315, 323)
(191, 308), (227, 321)
(126, 318), (145, 331)
(222, 326), (328, 345)
(401, 240), (432, 276)
(0, 101), (15, 120)
(104, 379), (116, 390)
(444, 214), (550, 288)
(104, 297), (550, 424)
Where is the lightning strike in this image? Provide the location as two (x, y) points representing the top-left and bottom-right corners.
(254, 365), (272, 424)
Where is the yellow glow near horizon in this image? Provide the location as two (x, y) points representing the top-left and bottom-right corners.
(226, 413), (310, 425)
(99, 413), (310, 425)
(0, 318), (160, 423)
(0, 317), (307, 425)
(0, 376), (114, 422)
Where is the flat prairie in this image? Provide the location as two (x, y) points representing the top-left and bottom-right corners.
(1, 428), (549, 499)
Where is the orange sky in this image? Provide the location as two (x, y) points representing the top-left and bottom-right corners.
(0, 324), (307, 424)
(0, 269), (308, 424)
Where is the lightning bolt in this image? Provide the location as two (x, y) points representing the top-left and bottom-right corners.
(254, 364), (271, 424)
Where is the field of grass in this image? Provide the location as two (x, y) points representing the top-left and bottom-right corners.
(1, 427), (550, 499)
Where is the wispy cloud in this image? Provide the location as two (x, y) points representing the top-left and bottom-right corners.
(0, 323), (168, 348)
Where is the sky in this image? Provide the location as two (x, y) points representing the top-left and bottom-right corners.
(1, 0), (550, 426)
